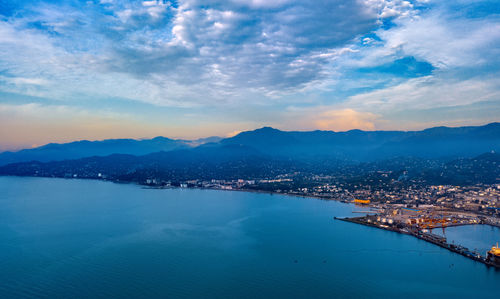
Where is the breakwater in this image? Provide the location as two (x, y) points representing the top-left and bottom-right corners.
(335, 216), (500, 269)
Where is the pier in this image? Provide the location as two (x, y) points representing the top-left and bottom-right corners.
(335, 216), (500, 269)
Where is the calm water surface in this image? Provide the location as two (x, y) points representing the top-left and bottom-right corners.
(432, 224), (500, 254)
(0, 177), (499, 298)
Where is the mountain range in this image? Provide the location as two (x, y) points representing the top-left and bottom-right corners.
(0, 123), (499, 185)
(221, 123), (500, 161)
(0, 136), (222, 166)
(1, 122), (498, 166)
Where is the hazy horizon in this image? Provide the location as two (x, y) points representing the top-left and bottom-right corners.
(2, 121), (499, 152)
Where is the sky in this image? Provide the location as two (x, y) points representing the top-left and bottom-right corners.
(0, 0), (499, 151)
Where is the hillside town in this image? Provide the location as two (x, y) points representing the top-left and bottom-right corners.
(140, 173), (500, 219)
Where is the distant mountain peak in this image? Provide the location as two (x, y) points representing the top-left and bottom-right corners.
(150, 136), (174, 142)
(250, 126), (282, 134)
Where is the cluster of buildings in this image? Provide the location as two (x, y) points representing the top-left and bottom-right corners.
(140, 169), (499, 219)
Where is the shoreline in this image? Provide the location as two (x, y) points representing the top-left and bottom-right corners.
(1, 174), (497, 218)
(1, 174), (499, 269)
(1, 174), (497, 216)
(0, 174), (349, 203)
(335, 216), (500, 269)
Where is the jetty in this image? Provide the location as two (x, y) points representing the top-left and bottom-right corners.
(335, 216), (500, 269)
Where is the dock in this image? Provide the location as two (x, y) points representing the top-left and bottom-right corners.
(335, 216), (500, 269)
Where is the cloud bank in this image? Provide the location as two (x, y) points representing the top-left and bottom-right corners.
(0, 0), (499, 149)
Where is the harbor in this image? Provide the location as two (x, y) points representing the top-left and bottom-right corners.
(335, 214), (500, 269)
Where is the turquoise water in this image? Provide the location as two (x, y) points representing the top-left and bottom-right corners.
(0, 177), (499, 298)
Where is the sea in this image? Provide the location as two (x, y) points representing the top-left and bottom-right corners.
(0, 176), (499, 298)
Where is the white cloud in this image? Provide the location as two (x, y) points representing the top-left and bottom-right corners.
(320, 0), (500, 121)
(1, 77), (50, 86)
(0, 0), (499, 137)
(378, 13), (500, 68)
(363, 0), (417, 20)
(229, 0), (293, 9)
(0, 0), (384, 107)
(345, 76), (500, 112)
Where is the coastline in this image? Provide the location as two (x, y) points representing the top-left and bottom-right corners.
(0, 174), (347, 203)
(1, 175), (499, 297)
(1, 174), (498, 270)
(335, 216), (500, 269)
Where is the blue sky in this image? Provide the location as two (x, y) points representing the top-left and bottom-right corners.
(0, 0), (499, 150)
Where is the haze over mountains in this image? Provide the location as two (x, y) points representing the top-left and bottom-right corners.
(0, 136), (222, 166)
(1, 123), (499, 185)
(221, 123), (500, 161)
(1, 123), (499, 166)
